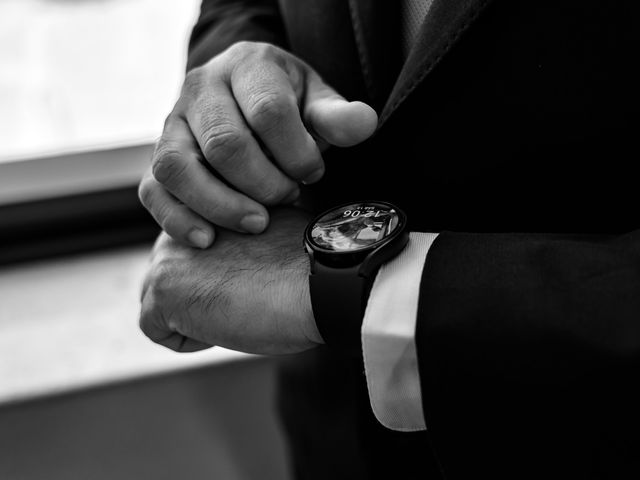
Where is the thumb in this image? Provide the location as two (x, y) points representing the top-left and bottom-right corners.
(303, 70), (378, 147)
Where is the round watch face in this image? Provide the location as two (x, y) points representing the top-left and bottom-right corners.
(308, 202), (401, 252)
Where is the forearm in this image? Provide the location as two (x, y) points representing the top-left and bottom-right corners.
(188, 0), (287, 70)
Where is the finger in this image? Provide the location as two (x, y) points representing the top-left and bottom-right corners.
(139, 290), (213, 353)
(151, 115), (280, 234)
(183, 75), (300, 206)
(139, 171), (215, 248)
(157, 333), (214, 353)
(140, 233), (170, 303)
(231, 58), (324, 184)
(303, 69), (378, 147)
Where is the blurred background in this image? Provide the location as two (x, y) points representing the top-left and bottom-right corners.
(0, 1), (291, 478)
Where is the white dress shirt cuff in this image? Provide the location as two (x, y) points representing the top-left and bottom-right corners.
(361, 232), (439, 431)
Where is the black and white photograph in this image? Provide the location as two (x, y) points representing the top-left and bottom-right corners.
(1, 0), (638, 479)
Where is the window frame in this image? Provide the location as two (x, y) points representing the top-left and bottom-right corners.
(0, 143), (159, 265)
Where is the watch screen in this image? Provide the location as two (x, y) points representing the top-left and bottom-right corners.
(309, 202), (400, 252)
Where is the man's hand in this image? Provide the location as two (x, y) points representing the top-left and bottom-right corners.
(139, 208), (323, 354)
(138, 41), (378, 249)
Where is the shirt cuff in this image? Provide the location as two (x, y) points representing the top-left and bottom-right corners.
(361, 232), (439, 431)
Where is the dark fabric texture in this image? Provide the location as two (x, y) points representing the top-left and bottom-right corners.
(417, 232), (640, 479)
(188, 0), (640, 478)
(187, 0), (288, 70)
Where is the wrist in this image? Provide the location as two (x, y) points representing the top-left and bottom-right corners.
(295, 249), (325, 345)
(304, 201), (409, 355)
(274, 226), (323, 347)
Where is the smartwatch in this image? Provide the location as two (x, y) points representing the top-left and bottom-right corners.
(304, 201), (409, 355)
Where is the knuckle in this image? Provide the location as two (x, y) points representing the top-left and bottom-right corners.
(152, 208), (189, 243)
(227, 40), (252, 56)
(201, 199), (225, 221)
(158, 211), (177, 236)
(191, 192), (229, 224)
(161, 111), (178, 131)
(251, 41), (280, 60)
(146, 258), (176, 302)
(256, 43), (283, 65)
(137, 177), (154, 209)
(157, 209), (191, 243)
(138, 297), (158, 332)
(285, 157), (318, 179)
(246, 92), (291, 133)
(182, 67), (207, 98)
(222, 41), (252, 67)
(257, 183), (285, 205)
(225, 40), (270, 62)
(151, 144), (188, 188)
(138, 311), (154, 338)
(138, 304), (171, 346)
(201, 122), (246, 169)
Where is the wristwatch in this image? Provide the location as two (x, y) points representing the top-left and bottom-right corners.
(304, 201), (409, 354)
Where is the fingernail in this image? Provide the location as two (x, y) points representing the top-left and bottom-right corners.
(302, 168), (324, 185)
(283, 188), (300, 204)
(240, 214), (267, 234)
(188, 228), (212, 249)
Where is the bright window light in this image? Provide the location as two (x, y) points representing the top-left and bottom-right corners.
(0, 0), (201, 162)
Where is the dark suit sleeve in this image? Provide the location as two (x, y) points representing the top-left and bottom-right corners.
(187, 0), (287, 71)
(416, 230), (640, 477)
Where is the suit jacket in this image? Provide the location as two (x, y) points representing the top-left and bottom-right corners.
(188, 1), (640, 478)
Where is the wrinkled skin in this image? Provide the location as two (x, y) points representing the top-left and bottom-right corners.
(139, 207), (323, 354)
(138, 41), (377, 249)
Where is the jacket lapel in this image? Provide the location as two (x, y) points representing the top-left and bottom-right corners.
(347, 0), (402, 112)
(378, 0), (495, 126)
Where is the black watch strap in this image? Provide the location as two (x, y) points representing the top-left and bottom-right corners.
(309, 262), (373, 357)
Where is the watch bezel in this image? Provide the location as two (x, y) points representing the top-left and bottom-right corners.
(304, 201), (408, 270)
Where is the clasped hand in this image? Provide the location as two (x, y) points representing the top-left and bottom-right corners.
(138, 41), (377, 248)
(138, 41), (377, 353)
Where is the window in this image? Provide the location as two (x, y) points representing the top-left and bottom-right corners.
(0, 0), (201, 262)
(0, 0), (201, 203)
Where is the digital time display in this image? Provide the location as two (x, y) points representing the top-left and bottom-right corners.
(309, 202), (400, 252)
